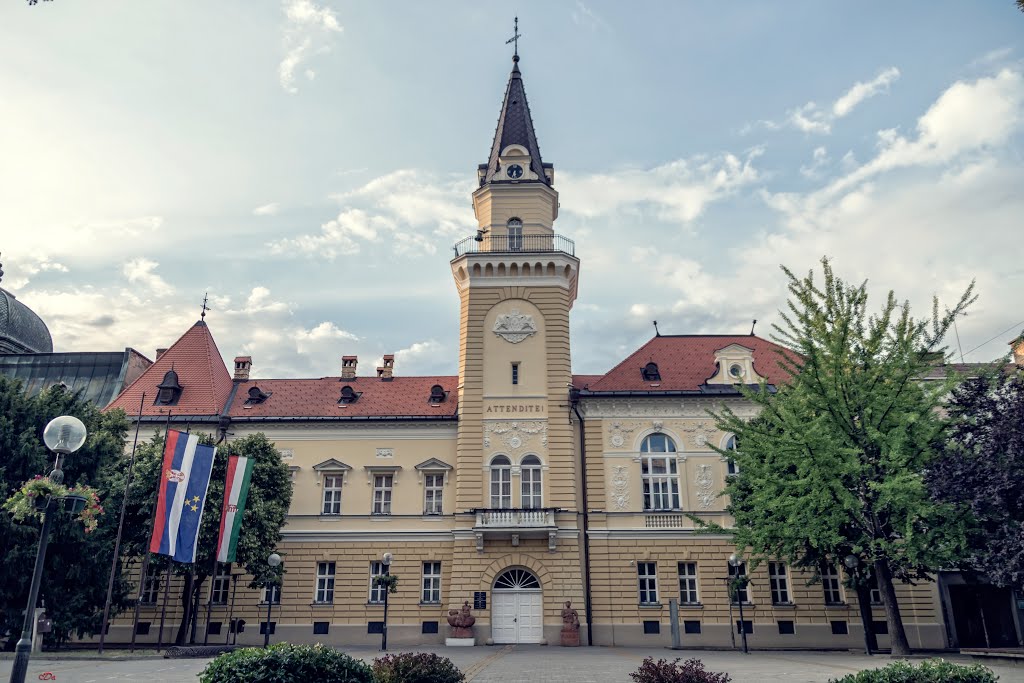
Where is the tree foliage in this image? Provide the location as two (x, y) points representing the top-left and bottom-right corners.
(710, 258), (975, 654)
(0, 376), (131, 647)
(928, 366), (1024, 590)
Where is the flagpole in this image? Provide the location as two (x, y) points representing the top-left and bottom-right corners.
(98, 392), (146, 654)
(225, 565), (236, 645)
(204, 560), (218, 645)
(130, 409), (173, 653)
(156, 556), (172, 652)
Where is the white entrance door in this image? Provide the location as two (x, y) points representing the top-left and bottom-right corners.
(492, 591), (543, 644)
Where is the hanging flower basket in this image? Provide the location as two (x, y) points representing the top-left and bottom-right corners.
(3, 477), (104, 533)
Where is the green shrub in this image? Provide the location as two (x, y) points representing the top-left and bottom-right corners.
(372, 652), (465, 683)
(828, 658), (999, 683)
(199, 643), (373, 683)
(629, 657), (731, 683)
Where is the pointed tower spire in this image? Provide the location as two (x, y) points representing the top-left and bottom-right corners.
(480, 20), (551, 187)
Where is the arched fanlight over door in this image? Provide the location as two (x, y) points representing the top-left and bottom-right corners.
(493, 568), (541, 590)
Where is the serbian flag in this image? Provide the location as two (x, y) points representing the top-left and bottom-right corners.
(216, 455), (254, 563)
(149, 429), (217, 563)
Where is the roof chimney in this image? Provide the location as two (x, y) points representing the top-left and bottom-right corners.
(377, 354), (395, 380)
(156, 348), (168, 360)
(341, 355), (358, 380)
(1010, 333), (1024, 367)
(234, 356), (252, 382)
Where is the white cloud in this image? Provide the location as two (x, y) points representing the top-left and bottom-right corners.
(278, 0), (343, 94)
(800, 146), (830, 179)
(122, 258), (173, 296)
(833, 67), (901, 117)
(392, 339), (449, 375)
(253, 202), (281, 216)
(571, 1), (609, 31)
(244, 286), (289, 313)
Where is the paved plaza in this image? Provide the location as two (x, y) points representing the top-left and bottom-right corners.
(2, 646), (1022, 683)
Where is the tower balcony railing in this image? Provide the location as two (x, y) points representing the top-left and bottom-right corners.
(473, 507), (557, 529)
(452, 233), (575, 258)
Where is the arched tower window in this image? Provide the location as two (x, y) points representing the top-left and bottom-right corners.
(640, 433), (679, 510)
(520, 455), (542, 509)
(507, 217), (523, 251)
(490, 455), (512, 509)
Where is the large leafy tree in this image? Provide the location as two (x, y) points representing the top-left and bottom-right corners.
(712, 259), (975, 655)
(928, 365), (1024, 590)
(0, 377), (132, 647)
(115, 430), (291, 645)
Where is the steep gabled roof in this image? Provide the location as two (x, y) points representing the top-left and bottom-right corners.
(482, 57), (549, 186)
(106, 321), (232, 417)
(584, 335), (796, 394)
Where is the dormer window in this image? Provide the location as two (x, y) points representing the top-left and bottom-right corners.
(641, 362), (661, 382)
(155, 370), (183, 406)
(507, 218), (523, 251)
(245, 386), (271, 405)
(429, 384), (447, 404)
(338, 385), (361, 405)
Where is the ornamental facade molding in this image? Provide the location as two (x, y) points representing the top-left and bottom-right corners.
(483, 420), (548, 452)
(695, 463), (716, 509)
(579, 397), (760, 420)
(610, 465), (630, 511)
(492, 309), (538, 344)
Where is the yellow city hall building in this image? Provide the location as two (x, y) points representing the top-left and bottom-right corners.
(105, 53), (956, 651)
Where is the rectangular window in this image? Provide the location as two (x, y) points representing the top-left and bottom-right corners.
(490, 464), (512, 509)
(768, 562), (791, 605)
(261, 582), (281, 605)
(372, 474), (393, 515)
(778, 620), (795, 635)
(726, 459), (739, 476)
(508, 225), (523, 251)
(638, 562), (659, 605)
(140, 564), (162, 604)
(683, 620), (701, 634)
(422, 561), (442, 604)
(641, 456), (680, 510)
(511, 362), (520, 385)
(736, 620), (753, 634)
(728, 562), (749, 604)
(315, 562), (335, 604)
(677, 562), (699, 605)
(643, 620), (660, 634)
(866, 574), (882, 605)
(424, 473), (444, 515)
(322, 474), (343, 515)
(259, 621), (276, 635)
(521, 465), (542, 509)
(207, 621), (222, 635)
(422, 621), (439, 634)
(313, 622), (330, 635)
(369, 562), (387, 604)
(831, 620), (849, 635)
(210, 564), (231, 605)
(872, 620), (888, 635)
(821, 562), (844, 605)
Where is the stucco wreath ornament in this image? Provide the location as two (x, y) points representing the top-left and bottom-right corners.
(3, 476), (104, 533)
(493, 309), (537, 343)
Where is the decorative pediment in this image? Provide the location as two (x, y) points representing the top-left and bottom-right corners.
(493, 309), (537, 344)
(312, 458), (352, 472)
(415, 458), (453, 472)
(706, 343), (766, 386)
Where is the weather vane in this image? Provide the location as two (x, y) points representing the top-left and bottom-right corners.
(200, 292), (210, 321)
(506, 16), (521, 58)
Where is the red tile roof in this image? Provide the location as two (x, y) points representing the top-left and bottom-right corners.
(229, 376), (459, 420)
(584, 335), (796, 393)
(106, 321), (233, 417)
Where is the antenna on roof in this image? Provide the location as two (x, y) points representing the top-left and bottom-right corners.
(200, 292), (210, 321)
(653, 320), (660, 337)
(750, 319), (757, 336)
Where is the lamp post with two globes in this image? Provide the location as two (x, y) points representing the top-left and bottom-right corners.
(8, 416), (89, 683)
(727, 553), (750, 654)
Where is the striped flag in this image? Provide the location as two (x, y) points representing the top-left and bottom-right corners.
(149, 429), (217, 563)
(216, 455), (255, 563)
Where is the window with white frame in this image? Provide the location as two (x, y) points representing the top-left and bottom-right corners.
(489, 455), (512, 509)
(315, 562), (335, 604)
(725, 435), (740, 476)
(369, 561), (387, 604)
(728, 561), (750, 604)
(372, 474), (393, 515)
(641, 434), (680, 510)
(140, 564), (162, 604)
(866, 573), (882, 605)
(769, 562), (791, 605)
(678, 562), (699, 604)
(821, 562), (844, 605)
(424, 473), (444, 514)
(322, 474), (343, 515)
(210, 564), (231, 605)
(520, 455), (542, 509)
(507, 217), (523, 250)
(422, 561), (441, 603)
(261, 582), (281, 605)
(638, 562), (659, 604)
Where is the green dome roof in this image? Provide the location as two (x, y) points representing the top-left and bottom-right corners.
(0, 287), (53, 354)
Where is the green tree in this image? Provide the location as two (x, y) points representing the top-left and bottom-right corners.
(711, 259), (975, 655)
(0, 377), (131, 647)
(115, 430), (292, 645)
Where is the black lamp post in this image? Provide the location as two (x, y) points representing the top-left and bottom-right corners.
(844, 554), (876, 656)
(9, 416), (88, 683)
(263, 553), (281, 648)
(380, 552), (393, 651)
(728, 554), (750, 655)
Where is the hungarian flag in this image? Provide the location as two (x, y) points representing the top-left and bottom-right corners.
(149, 430), (217, 563)
(216, 455), (255, 563)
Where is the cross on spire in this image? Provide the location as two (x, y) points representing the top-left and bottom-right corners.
(506, 16), (521, 60)
(200, 292), (210, 321)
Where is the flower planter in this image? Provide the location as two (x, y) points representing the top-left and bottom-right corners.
(61, 494), (88, 515)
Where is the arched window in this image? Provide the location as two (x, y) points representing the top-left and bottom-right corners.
(493, 568), (541, 590)
(725, 435), (739, 476)
(640, 433), (679, 510)
(641, 362), (661, 381)
(507, 217), (523, 251)
(490, 455), (512, 509)
(520, 455), (542, 509)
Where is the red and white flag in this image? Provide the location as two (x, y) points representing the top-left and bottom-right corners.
(215, 455), (254, 563)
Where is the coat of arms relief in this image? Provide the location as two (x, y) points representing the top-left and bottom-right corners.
(493, 309), (537, 343)
(483, 421), (548, 451)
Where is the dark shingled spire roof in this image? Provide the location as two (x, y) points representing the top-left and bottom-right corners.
(482, 56), (550, 186)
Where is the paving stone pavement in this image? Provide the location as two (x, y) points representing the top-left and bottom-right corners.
(2, 646), (1022, 682)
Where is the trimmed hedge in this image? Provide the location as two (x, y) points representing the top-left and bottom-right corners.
(198, 643), (372, 683)
(372, 652), (465, 683)
(629, 657), (732, 683)
(828, 658), (999, 683)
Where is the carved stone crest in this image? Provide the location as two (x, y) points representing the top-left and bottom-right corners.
(493, 309), (538, 344)
(607, 421), (637, 449)
(695, 463), (715, 509)
(682, 421), (716, 449)
(483, 421), (548, 451)
(610, 465), (630, 510)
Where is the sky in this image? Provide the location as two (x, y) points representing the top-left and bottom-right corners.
(2, 1), (1023, 379)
